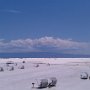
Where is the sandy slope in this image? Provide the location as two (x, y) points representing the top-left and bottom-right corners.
(0, 58), (90, 90)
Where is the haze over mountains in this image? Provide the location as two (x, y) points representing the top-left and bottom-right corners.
(0, 52), (90, 58)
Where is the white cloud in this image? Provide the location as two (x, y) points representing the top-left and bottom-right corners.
(0, 36), (90, 54)
(7, 10), (21, 13)
(0, 9), (21, 13)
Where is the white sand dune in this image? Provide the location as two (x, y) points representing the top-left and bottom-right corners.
(0, 58), (90, 90)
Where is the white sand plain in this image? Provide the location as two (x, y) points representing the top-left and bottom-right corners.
(0, 58), (90, 90)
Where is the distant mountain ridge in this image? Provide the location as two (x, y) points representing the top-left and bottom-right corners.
(0, 52), (90, 58)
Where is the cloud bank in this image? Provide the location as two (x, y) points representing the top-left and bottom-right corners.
(0, 37), (90, 54)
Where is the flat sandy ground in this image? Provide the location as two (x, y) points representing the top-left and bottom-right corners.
(0, 58), (90, 90)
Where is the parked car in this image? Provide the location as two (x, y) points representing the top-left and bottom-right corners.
(18, 65), (24, 69)
(0, 67), (4, 72)
(48, 77), (57, 87)
(32, 77), (57, 89)
(80, 72), (88, 79)
(38, 79), (48, 88)
(32, 78), (48, 88)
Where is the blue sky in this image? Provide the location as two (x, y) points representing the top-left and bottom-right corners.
(0, 0), (90, 54)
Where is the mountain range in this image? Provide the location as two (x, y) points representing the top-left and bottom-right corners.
(0, 52), (90, 58)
